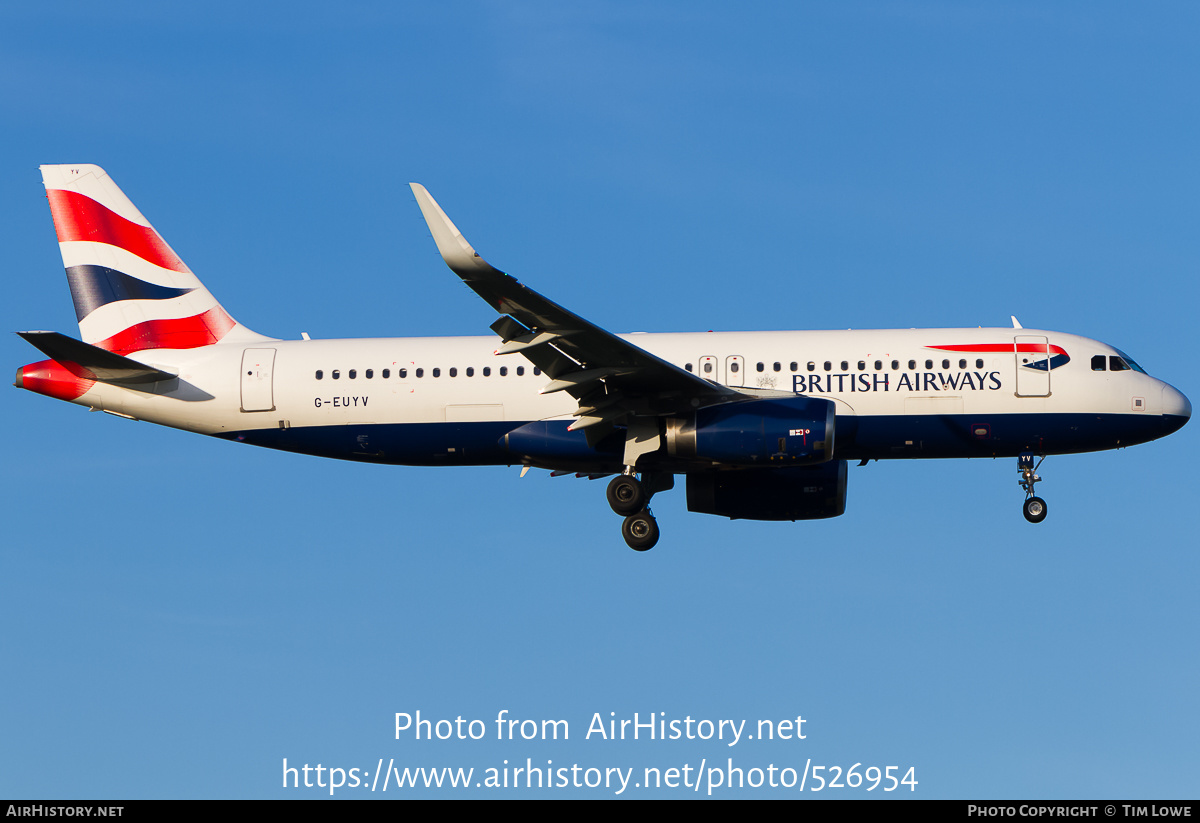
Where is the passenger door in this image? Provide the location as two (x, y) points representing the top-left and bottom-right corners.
(240, 348), (277, 412)
(1014, 336), (1050, 397)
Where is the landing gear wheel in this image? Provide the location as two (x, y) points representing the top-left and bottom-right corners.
(1023, 496), (1048, 524)
(1017, 454), (1048, 524)
(607, 475), (646, 516)
(622, 510), (659, 551)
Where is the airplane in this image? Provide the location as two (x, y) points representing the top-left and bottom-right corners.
(16, 164), (1191, 550)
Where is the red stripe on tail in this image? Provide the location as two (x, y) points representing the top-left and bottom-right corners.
(94, 307), (237, 354)
(47, 189), (189, 274)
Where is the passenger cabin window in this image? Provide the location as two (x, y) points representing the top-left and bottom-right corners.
(807, 362), (816, 372)
(824, 361), (832, 371)
(399, 369), (407, 378)
(517, 366), (525, 376)
(773, 362), (781, 372)
(840, 361), (848, 371)
(925, 360), (933, 369)
(366, 369), (374, 379)
(942, 360), (950, 369)
(685, 363), (693, 372)
(382, 369), (390, 378)
(908, 360), (916, 370)
(349, 369), (357, 379)
(483, 367), (491, 376)
(874, 360), (882, 370)
(1092, 355), (1106, 371)
(315, 370), (323, 380)
(756, 362), (764, 372)
(891, 360), (899, 370)
(958, 359), (967, 369)
(976, 359), (984, 369)
(499, 366), (508, 376)
(415, 368), (423, 377)
(432, 368), (440, 377)
(332, 370), (341, 380)
(857, 361), (866, 370)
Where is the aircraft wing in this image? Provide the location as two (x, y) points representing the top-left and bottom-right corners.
(410, 184), (746, 433)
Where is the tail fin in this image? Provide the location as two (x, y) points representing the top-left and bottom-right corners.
(40, 164), (269, 354)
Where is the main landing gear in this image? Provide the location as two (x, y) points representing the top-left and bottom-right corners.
(606, 474), (646, 516)
(1018, 453), (1048, 524)
(621, 509), (659, 551)
(607, 471), (671, 551)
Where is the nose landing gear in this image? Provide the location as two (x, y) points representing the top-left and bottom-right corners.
(1018, 453), (1048, 523)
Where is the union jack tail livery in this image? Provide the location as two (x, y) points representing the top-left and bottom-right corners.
(40, 164), (266, 353)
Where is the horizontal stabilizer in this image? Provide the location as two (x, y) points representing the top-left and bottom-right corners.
(17, 331), (177, 384)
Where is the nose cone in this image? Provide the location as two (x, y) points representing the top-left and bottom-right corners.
(1161, 383), (1191, 436)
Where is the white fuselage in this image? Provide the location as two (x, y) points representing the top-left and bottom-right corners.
(54, 326), (1189, 469)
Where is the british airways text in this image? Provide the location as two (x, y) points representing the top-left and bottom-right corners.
(792, 371), (1002, 394)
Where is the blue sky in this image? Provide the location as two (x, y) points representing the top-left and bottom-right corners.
(2, 2), (1197, 798)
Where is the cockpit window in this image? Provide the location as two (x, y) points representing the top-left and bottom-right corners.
(1109, 356), (1131, 372)
(1113, 348), (1147, 374)
(1091, 355), (1106, 371)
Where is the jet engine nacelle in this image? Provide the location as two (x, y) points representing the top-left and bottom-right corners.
(665, 396), (836, 466)
(686, 460), (848, 521)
